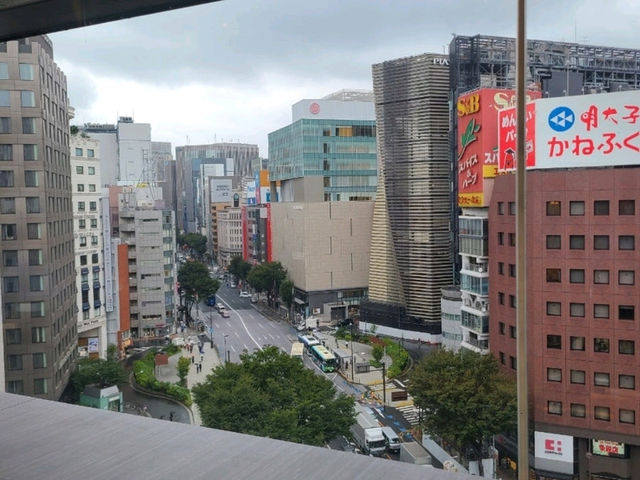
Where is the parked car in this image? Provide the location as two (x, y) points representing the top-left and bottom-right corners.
(221, 310), (230, 318)
(239, 291), (251, 298)
(251, 294), (258, 303)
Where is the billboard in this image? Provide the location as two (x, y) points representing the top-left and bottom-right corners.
(497, 102), (537, 171)
(457, 89), (541, 207)
(535, 90), (640, 169)
(210, 178), (232, 203)
(246, 182), (257, 205)
(534, 431), (574, 475)
(592, 439), (626, 458)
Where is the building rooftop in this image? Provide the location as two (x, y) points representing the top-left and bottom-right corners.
(0, 392), (471, 480)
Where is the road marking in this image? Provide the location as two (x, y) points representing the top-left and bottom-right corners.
(257, 323), (266, 330)
(234, 331), (240, 338)
(268, 333), (275, 340)
(225, 321), (231, 327)
(230, 345), (236, 352)
(243, 343), (249, 351)
(228, 305), (263, 351)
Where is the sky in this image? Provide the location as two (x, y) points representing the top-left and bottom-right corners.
(49, 0), (640, 157)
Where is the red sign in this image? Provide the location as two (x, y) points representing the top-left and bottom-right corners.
(497, 102), (537, 171)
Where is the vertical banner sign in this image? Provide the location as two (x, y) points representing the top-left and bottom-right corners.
(101, 196), (114, 312)
(266, 203), (272, 262)
(241, 206), (248, 260)
(498, 102), (537, 171)
(457, 90), (485, 207)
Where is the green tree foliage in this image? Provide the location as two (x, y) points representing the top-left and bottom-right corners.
(133, 351), (191, 406)
(177, 356), (191, 387)
(408, 349), (516, 473)
(177, 232), (207, 258)
(371, 344), (384, 367)
(247, 261), (287, 307)
(178, 260), (219, 319)
(279, 279), (294, 308)
(71, 356), (127, 399)
(228, 256), (252, 282)
(193, 346), (355, 446)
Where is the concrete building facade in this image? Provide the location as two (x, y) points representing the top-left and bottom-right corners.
(71, 134), (106, 359)
(363, 53), (452, 339)
(217, 206), (242, 268)
(270, 201), (372, 319)
(1, 36), (76, 399)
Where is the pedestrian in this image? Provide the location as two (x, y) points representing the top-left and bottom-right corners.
(191, 353), (195, 364)
(200, 354), (204, 362)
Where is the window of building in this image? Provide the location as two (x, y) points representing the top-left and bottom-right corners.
(91, 235), (98, 245)
(3, 276), (18, 293)
(88, 184), (96, 192)
(0, 144), (12, 161)
(619, 305), (635, 321)
(0, 117), (9, 134)
(508, 202), (516, 215)
(90, 219), (97, 229)
(1, 223), (16, 240)
(79, 219), (86, 229)
(88, 165), (95, 173)
(571, 403), (586, 418)
(77, 201), (85, 211)
(620, 409), (635, 425)
(569, 201), (585, 216)
(509, 264), (516, 277)
(619, 235), (635, 250)
(547, 334), (562, 349)
(594, 406), (610, 421)
(571, 370), (586, 384)
(75, 165), (83, 174)
(28, 249), (42, 265)
(6, 380), (23, 394)
(32, 352), (46, 369)
(0, 62), (7, 79)
(26, 223), (41, 239)
(619, 339), (635, 355)
(498, 292), (504, 305)
(2, 250), (17, 266)
(75, 147), (83, 156)
(594, 304), (610, 319)
(594, 372), (610, 387)
(7, 354), (22, 370)
(510, 356), (516, 370)
(498, 202), (504, 215)
(23, 144), (37, 160)
(499, 352), (505, 364)
(21, 117), (36, 134)
(498, 262), (504, 275)
(0, 170), (13, 187)
(620, 374), (635, 390)
(0, 90), (8, 106)
(24, 170), (39, 187)
(92, 253), (99, 264)
(546, 201), (561, 216)
(77, 184), (84, 192)
(19, 63), (34, 80)
(594, 200), (610, 216)
(80, 255), (87, 266)
(87, 150), (95, 159)
(33, 378), (47, 395)
(570, 303), (585, 318)
(594, 338), (610, 353)
(5, 328), (21, 344)
(594, 235), (610, 250)
(569, 269), (585, 284)
(79, 236), (87, 247)
(508, 233), (515, 246)
(4, 302), (19, 319)
(89, 201), (96, 212)
(31, 301), (44, 317)
(31, 327), (46, 343)
(25, 196), (40, 214)
(499, 322), (505, 335)
(619, 200), (635, 215)
(0, 197), (15, 214)
(548, 401), (562, 415)
(546, 235), (561, 249)
(29, 275), (43, 292)
(20, 90), (35, 107)
(570, 336), (585, 351)
(546, 268), (561, 282)
(619, 270), (635, 285)
(498, 232), (504, 245)
(547, 368), (562, 382)
(570, 235), (585, 249)
(546, 302), (561, 316)
(509, 325), (516, 339)
(509, 295), (516, 308)
(594, 270), (610, 284)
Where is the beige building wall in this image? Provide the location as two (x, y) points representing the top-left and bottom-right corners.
(270, 201), (373, 292)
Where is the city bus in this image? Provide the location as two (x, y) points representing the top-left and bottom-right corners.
(290, 342), (304, 361)
(297, 334), (320, 355)
(309, 344), (337, 372)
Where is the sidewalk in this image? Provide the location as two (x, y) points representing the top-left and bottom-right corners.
(156, 332), (222, 426)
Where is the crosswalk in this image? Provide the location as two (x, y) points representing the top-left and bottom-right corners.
(396, 405), (421, 426)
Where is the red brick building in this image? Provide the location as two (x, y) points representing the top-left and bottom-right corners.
(490, 167), (640, 479)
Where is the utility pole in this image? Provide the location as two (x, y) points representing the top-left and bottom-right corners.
(382, 360), (386, 411)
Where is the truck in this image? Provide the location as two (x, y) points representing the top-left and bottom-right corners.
(381, 426), (401, 453)
(350, 405), (386, 456)
(399, 441), (432, 466)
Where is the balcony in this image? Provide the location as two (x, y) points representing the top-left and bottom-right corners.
(120, 222), (135, 232)
(461, 335), (489, 354)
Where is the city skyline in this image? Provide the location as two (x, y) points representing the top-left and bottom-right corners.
(49, 0), (640, 155)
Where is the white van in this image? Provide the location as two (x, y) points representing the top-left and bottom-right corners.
(381, 426), (401, 453)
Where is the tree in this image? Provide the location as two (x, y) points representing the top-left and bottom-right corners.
(408, 349), (516, 475)
(177, 233), (207, 258)
(279, 279), (294, 309)
(178, 260), (220, 322)
(70, 356), (127, 400)
(192, 346), (355, 446)
(247, 261), (287, 307)
(177, 356), (190, 387)
(229, 256), (252, 282)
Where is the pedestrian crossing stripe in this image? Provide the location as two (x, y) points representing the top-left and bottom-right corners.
(396, 405), (420, 426)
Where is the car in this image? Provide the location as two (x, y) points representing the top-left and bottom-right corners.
(239, 291), (251, 298)
(230, 283), (236, 288)
(221, 310), (230, 318)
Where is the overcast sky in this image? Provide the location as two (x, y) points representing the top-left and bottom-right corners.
(49, 0), (640, 156)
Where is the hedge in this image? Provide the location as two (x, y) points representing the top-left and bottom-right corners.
(133, 351), (192, 407)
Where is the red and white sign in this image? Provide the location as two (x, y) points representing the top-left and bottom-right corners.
(535, 90), (640, 169)
(592, 439), (625, 458)
(534, 431), (574, 464)
(497, 102), (537, 171)
(309, 102), (320, 115)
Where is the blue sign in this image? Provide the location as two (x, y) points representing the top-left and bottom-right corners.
(209, 327), (214, 335)
(548, 106), (575, 132)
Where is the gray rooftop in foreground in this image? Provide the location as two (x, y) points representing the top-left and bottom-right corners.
(0, 392), (473, 480)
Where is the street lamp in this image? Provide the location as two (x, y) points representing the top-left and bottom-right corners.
(209, 304), (214, 348)
(223, 334), (229, 364)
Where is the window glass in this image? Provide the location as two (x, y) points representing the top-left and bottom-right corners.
(594, 304), (609, 318)
(23, 144), (37, 160)
(24, 170), (39, 187)
(28, 249), (42, 265)
(619, 200), (635, 215)
(0, 62), (8, 79)
(594, 338), (610, 353)
(32, 326), (46, 343)
(570, 336), (585, 350)
(570, 269), (585, 283)
(546, 201), (561, 216)
(594, 270), (609, 284)
(26, 223), (41, 239)
(0, 117), (10, 133)
(619, 305), (635, 320)
(571, 370), (586, 384)
(2, 275), (18, 293)
(620, 409), (635, 424)
(546, 235), (561, 249)
(619, 270), (635, 285)
(594, 235), (609, 250)
(75, 166), (83, 174)
(497, 202), (504, 215)
(546, 302), (561, 316)
(547, 368), (562, 382)
(20, 90), (35, 107)
(33, 378), (47, 395)
(0, 144), (12, 161)
(5, 328), (21, 344)
(619, 235), (635, 250)
(546, 268), (561, 282)
(0, 90), (9, 107)
(0, 197), (15, 214)
(548, 401), (562, 415)
(569, 201), (585, 215)
(22, 117), (36, 134)
(570, 303), (585, 317)
(594, 372), (610, 387)
(509, 202), (516, 215)
(25, 196), (40, 213)
(75, 148), (83, 156)
(1, 223), (17, 240)
(620, 374), (635, 389)
(32, 352), (46, 369)
(619, 340), (635, 355)
(594, 406), (610, 421)
(594, 200), (609, 215)
(571, 403), (586, 417)
(570, 235), (585, 249)
(2, 250), (17, 266)
(547, 334), (562, 349)
(19, 63), (34, 80)
(0, 170), (13, 187)
(87, 151), (95, 159)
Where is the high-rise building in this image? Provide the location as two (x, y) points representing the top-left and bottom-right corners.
(152, 141), (176, 214)
(1, 36), (76, 399)
(70, 134), (107, 359)
(80, 123), (118, 187)
(362, 53), (452, 338)
(175, 143), (258, 233)
(217, 206), (242, 268)
(268, 90), (377, 203)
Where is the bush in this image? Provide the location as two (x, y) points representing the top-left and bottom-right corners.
(133, 352), (192, 406)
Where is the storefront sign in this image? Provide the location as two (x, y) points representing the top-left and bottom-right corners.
(534, 431), (574, 475)
(592, 439), (625, 458)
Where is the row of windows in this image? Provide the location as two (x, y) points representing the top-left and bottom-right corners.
(77, 201), (97, 212)
(3, 275), (45, 293)
(498, 199), (636, 216)
(0, 196), (41, 214)
(547, 368), (635, 387)
(546, 335), (634, 353)
(546, 268), (637, 286)
(546, 234), (636, 250)
(6, 352), (47, 370)
(74, 148), (95, 158)
(0, 62), (34, 81)
(1, 223), (42, 240)
(78, 218), (98, 229)
(77, 183), (97, 193)
(545, 302), (634, 320)
(0, 170), (40, 187)
(79, 253), (100, 266)
(0, 144), (38, 161)
(78, 236), (99, 247)
(0, 116), (40, 134)
(2, 249), (42, 267)
(4, 301), (45, 319)
(5, 326), (46, 344)
(6, 378), (47, 395)
(0, 89), (36, 108)
(547, 402), (635, 424)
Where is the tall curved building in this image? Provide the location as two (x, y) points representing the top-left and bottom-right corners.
(362, 53), (452, 336)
